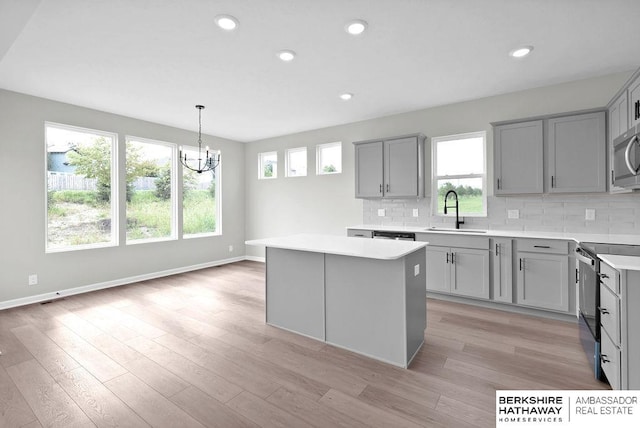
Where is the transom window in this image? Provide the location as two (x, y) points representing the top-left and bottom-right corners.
(259, 151), (278, 179)
(317, 142), (342, 175)
(431, 131), (487, 217)
(46, 122), (118, 252)
(286, 147), (307, 177)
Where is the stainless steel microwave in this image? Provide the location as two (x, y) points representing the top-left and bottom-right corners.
(613, 126), (640, 189)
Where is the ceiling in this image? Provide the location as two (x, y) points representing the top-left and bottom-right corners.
(1, 0), (640, 143)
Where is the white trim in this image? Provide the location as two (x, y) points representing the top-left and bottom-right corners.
(258, 151), (278, 179)
(245, 255), (266, 263)
(285, 146), (308, 177)
(316, 141), (342, 175)
(0, 255), (247, 311)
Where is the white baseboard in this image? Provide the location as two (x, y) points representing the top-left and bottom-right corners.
(0, 255), (249, 311)
(244, 255), (265, 263)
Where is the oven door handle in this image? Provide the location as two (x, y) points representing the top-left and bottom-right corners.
(575, 248), (595, 266)
(624, 135), (640, 175)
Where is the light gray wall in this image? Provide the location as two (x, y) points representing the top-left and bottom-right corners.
(0, 89), (245, 304)
(245, 71), (634, 257)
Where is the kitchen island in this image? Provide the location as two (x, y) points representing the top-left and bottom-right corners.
(245, 234), (427, 368)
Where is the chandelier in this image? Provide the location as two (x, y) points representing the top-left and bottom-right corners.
(179, 105), (220, 174)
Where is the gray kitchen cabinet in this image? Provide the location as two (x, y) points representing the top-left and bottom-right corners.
(629, 74), (640, 129)
(598, 258), (640, 390)
(492, 238), (513, 303)
(423, 235), (490, 299)
(516, 242), (569, 312)
(353, 134), (425, 199)
(547, 111), (606, 193)
(493, 120), (543, 194)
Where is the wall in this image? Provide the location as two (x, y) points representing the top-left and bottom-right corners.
(0, 89), (245, 306)
(245, 71), (636, 258)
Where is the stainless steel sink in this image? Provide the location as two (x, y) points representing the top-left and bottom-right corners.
(425, 227), (487, 234)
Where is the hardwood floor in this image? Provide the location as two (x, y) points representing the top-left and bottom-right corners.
(0, 261), (608, 427)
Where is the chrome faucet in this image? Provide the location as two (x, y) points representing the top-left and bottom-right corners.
(444, 190), (464, 229)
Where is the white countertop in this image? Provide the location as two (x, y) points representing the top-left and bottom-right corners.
(598, 254), (640, 271)
(245, 233), (427, 260)
(347, 225), (640, 246)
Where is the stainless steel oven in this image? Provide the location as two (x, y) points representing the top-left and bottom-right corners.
(575, 244), (601, 379)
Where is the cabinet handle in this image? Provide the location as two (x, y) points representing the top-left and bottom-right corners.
(612, 169), (615, 185)
(533, 245), (550, 249)
(551, 176), (555, 188)
(379, 184), (383, 193)
(576, 268), (579, 284)
(600, 354), (610, 364)
(598, 273), (609, 279)
(451, 252), (455, 264)
(598, 306), (610, 315)
(519, 258), (523, 271)
(495, 243), (499, 256)
(386, 184), (390, 192)
(497, 178), (501, 189)
(446, 253), (449, 264)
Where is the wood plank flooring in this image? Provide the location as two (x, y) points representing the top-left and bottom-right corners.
(0, 261), (608, 427)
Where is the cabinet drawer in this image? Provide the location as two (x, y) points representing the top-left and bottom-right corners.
(419, 233), (489, 250)
(601, 329), (621, 390)
(517, 239), (568, 254)
(599, 283), (620, 345)
(347, 229), (373, 238)
(599, 262), (619, 294)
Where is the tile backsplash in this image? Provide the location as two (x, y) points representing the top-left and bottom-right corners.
(363, 193), (640, 235)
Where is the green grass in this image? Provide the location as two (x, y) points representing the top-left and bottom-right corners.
(437, 195), (484, 215)
(183, 190), (216, 234)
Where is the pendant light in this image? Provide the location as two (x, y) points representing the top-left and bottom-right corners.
(179, 105), (220, 174)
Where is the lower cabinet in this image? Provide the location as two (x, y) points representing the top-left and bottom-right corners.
(425, 245), (490, 299)
(516, 251), (569, 312)
(492, 238), (513, 303)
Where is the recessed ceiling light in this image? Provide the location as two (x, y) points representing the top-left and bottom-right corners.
(340, 93), (354, 101)
(345, 19), (367, 35)
(509, 46), (533, 58)
(215, 14), (238, 31)
(277, 50), (296, 62)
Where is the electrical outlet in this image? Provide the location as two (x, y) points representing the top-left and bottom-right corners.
(228, 245), (234, 252)
(414, 264), (420, 276)
(585, 209), (596, 221)
(377, 208), (385, 217)
(28, 274), (38, 286)
(412, 208), (419, 217)
(507, 209), (519, 219)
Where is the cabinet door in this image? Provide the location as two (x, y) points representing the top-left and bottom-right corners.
(450, 248), (490, 299)
(384, 136), (418, 198)
(425, 246), (450, 293)
(629, 75), (640, 129)
(354, 141), (383, 198)
(494, 120), (543, 194)
(609, 92), (629, 193)
(547, 112), (606, 193)
(516, 252), (569, 312)
(492, 238), (513, 303)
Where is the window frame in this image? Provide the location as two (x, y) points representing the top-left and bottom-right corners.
(258, 151), (278, 179)
(316, 141), (342, 175)
(125, 135), (178, 245)
(431, 131), (487, 217)
(181, 145), (222, 239)
(285, 147), (308, 178)
(45, 122), (119, 253)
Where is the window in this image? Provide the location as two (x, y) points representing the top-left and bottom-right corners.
(316, 142), (342, 174)
(46, 123), (118, 252)
(285, 147), (307, 177)
(259, 151), (277, 179)
(432, 131), (486, 216)
(126, 137), (176, 243)
(182, 146), (220, 237)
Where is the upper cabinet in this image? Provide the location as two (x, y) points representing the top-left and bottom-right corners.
(629, 74), (640, 130)
(609, 91), (629, 142)
(492, 110), (606, 195)
(547, 111), (606, 193)
(353, 134), (425, 199)
(494, 120), (543, 195)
